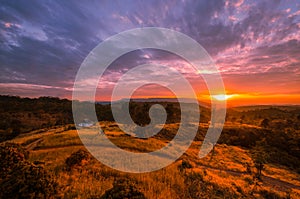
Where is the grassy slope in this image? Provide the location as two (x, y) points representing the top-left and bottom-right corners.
(9, 122), (300, 199)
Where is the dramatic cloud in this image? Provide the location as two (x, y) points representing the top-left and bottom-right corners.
(0, 0), (299, 104)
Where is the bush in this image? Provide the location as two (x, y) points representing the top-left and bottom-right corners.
(259, 189), (285, 199)
(65, 149), (90, 170)
(0, 143), (59, 198)
(0, 163), (59, 199)
(100, 179), (146, 199)
(0, 142), (29, 178)
(178, 160), (193, 172)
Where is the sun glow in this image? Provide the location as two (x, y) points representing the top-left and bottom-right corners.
(212, 94), (237, 101)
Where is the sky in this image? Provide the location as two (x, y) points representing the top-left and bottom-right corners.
(0, 0), (300, 106)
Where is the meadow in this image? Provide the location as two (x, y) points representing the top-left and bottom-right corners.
(0, 96), (300, 198)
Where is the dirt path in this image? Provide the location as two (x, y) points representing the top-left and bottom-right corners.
(262, 175), (300, 191)
(24, 138), (44, 150)
(197, 163), (300, 191)
(31, 144), (83, 152)
(22, 127), (68, 150)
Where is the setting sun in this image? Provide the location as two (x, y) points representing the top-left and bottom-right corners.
(212, 94), (237, 101)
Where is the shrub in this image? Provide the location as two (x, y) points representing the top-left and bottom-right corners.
(0, 143), (59, 198)
(260, 119), (270, 128)
(65, 149), (90, 170)
(259, 189), (285, 199)
(100, 179), (146, 199)
(244, 176), (254, 185)
(0, 163), (59, 199)
(0, 142), (29, 178)
(178, 160), (193, 172)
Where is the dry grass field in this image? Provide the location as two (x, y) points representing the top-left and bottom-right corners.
(3, 121), (300, 199)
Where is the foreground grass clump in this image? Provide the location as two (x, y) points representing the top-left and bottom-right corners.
(0, 143), (60, 199)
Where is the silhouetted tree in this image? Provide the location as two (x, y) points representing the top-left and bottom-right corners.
(251, 141), (269, 179)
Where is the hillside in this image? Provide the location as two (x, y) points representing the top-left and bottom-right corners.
(1, 96), (300, 198)
(0, 121), (299, 198)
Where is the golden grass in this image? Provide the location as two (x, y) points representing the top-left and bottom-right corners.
(263, 164), (300, 187)
(188, 143), (253, 172)
(9, 122), (300, 198)
(29, 146), (85, 169)
(37, 130), (82, 148)
(108, 136), (166, 152)
(56, 166), (113, 198)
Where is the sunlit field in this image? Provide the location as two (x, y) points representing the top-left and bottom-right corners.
(2, 117), (299, 198)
